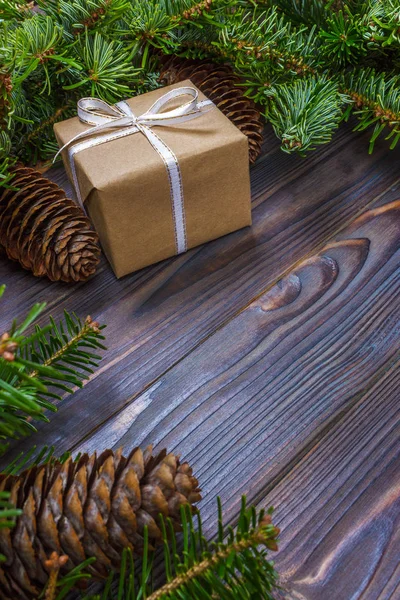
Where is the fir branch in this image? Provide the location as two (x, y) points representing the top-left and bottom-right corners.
(0, 131), (16, 187)
(11, 91), (77, 164)
(120, 0), (229, 64)
(265, 75), (348, 154)
(257, 0), (330, 27)
(197, 7), (318, 76)
(1, 0), (400, 182)
(24, 103), (71, 143)
(0, 0), (34, 21)
(64, 32), (140, 102)
(148, 514), (277, 599)
(319, 6), (369, 66)
(23, 313), (104, 379)
(343, 67), (400, 151)
(9, 14), (81, 93)
(369, 0), (400, 49)
(0, 286), (106, 453)
(51, 497), (279, 600)
(171, 5), (400, 151)
(38, 0), (130, 39)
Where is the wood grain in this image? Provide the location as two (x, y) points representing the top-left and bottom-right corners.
(1, 119), (400, 599)
(264, 356), (400, 600)
(76, 198), (400, 545)
(2, 124), (399, 462)
(0, 124), (355, 325)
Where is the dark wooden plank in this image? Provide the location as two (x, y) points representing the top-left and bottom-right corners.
(1, 124), (399, 461)
(264, 357), (400, 600)
(0, 124), (351, 325)
(75, 197), (400, 544)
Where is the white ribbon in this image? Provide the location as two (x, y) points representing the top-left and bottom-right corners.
(55, 87), (214, 255)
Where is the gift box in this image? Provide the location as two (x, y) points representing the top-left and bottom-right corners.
(54, 80), (251, 278)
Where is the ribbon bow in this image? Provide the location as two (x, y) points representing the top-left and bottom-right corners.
(56, 87), (214, 255)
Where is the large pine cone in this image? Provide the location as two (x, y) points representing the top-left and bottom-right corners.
(0, 447), (201, 599)
(0, 165), (101, 283)
(159, 57), (264, 164)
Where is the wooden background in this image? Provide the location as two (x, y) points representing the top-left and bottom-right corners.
(0, 121), (399, 599)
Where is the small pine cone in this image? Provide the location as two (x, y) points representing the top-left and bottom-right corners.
(0, 165), (101, 283)
(0, 446), (201, 600)
(159, 57), (264, 164)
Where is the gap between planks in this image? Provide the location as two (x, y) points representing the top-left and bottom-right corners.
(1, 122), (400, 465)
(75, 194), (400, 543)
(264, 355), (400, 600)
(250, 345), (400, 515)
(71, 178), (400, 454)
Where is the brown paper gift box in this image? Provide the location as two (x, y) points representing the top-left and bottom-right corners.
(54, 80), (251, 278)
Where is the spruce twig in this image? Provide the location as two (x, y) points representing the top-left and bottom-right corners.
(1, 0), (400, 183)
(49, 496), (280, 600)
(0, 285), (106, 453)
(147, 511), (278, 600)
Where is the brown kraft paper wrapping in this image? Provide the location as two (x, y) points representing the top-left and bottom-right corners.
(54, 80), (252, 278)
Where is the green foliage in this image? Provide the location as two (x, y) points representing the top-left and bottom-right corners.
(38, 0), (130, 39)
(217, 6), (318, 74)
(65, 33), (140, 102)
(51, 497), (279, 600)
(264, 0), (329, 27)
(162, 0), (400, 153)
(0, 0), (400, 184)
(0, 131), (15, 186)
(1, 443), (71, 476)
(0, 0), (32, 21)
(369, 0), (400, 48)
(0, 285), (105, 454)
(343, 67), (400, 151)
(319, 7), (368, 65)
(265, 75), (347, 154)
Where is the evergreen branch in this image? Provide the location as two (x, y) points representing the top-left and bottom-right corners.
(23, 313), (105, 378)
(369, 0), (400, 49)
(8, 14), (81, 93)
(0, 132), (16, 187)
(173, 7), (318, 75)
(1, 0), (400, 181)
(265, 75), (348, 154)
(343, 67), (400, 151)
(147, 513), (277, 599)
(0, 0), (34, 21)
(25, 103), (72, 143)
(0, 286), (106, 453)
(119, 0), (231, 65)
(11, 92), (77, 164)
(319, 6), (369, 66)
(255, 0), (330, 27)
(64, 32), (140, 102)
(37, 0), (130, 39)
(171, 5), (400, 152)
(51, 497), (279, 600)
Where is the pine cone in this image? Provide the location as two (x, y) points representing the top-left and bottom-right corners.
(0, 446), (201, 600)
(0, 165), (101, 283)
(159, 57), (264, 164)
